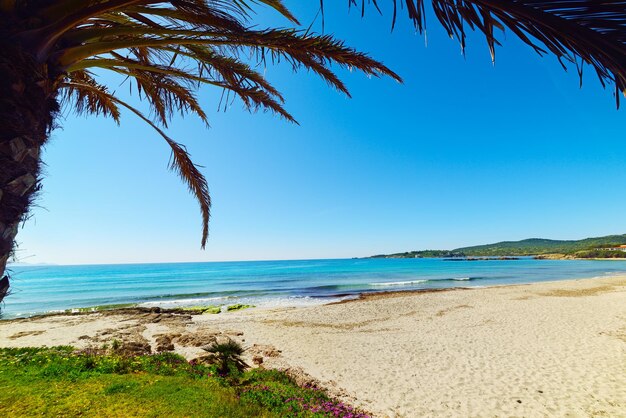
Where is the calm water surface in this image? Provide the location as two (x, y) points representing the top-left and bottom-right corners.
(3, 258), (626, 318)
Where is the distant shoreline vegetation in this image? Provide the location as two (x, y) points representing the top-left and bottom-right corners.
(369, 234), (626, 259)
(370, 250), (465, 259)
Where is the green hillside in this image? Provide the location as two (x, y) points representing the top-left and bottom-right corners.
(454, 235), (626, 256)
(370, 234), (626, 258)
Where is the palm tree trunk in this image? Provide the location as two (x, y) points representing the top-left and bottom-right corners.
(0, 41), (58, 305)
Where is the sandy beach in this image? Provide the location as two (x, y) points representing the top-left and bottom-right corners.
(1, 275), (625, 417)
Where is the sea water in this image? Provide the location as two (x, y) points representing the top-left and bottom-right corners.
(3, 257), (626, 319)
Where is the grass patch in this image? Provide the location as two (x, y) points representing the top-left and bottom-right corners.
(180, 305), (221, 314)
(0, 347), (368, 417)
(201, 306), (222, 314)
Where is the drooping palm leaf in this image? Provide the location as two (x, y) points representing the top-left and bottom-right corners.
(350, 0), (626, 106)
(62, 77), (212, 246)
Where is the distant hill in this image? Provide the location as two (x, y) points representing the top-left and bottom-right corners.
(455, 235), (626, 256)
(370, 234), (626, 258)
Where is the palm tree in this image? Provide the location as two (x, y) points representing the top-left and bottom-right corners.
(203, 338), (248, 376)
(0, 1), (624, 305)
(0, 0), (401, 303)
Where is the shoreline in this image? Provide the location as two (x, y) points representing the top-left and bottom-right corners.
(1, 274), (624, 416)
(3, 272), (624, 322)
(339, 273), (621, 302)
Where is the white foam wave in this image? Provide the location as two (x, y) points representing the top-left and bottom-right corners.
(138, 295), (352, 310)
(140, 295), (235, 308)
(452, 277), (471, 281)
(369, 280), (428, 287)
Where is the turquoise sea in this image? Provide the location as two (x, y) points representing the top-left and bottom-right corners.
(3, 258), (626, 319)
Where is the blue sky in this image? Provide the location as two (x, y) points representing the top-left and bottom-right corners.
(15, 2), (626, 265)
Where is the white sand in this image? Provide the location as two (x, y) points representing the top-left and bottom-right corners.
(1, 276), (625, 417)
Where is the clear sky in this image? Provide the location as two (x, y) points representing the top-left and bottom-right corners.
(14, 3), (626, 265)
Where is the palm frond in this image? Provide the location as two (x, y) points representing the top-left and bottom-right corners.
(352, 0), (626, 106)
(73, 55), (296, 122)
(110, 63), (209, 127)
(61, 81), (212, 248)
(62, 71), (121, 122)
(45, 2), (398, 126)
(56, 29), (400, 83)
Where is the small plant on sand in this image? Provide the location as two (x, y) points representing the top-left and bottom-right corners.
(202, 339), (248, 377)
(110, 339), (121, 351)
(226, 304), (254, 312)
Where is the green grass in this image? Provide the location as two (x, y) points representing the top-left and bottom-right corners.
(2, 372), (264, 417)
(180, 305), (222, 314)
(0, 347), (368, 418)
(201, 306), (222, 314)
